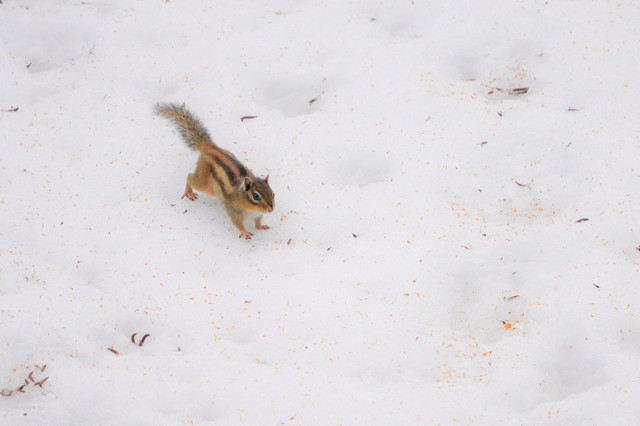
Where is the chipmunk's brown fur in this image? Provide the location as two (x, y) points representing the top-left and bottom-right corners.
(156, 103), (274, 239)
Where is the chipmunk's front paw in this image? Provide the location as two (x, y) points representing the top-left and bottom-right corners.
(256, 225), (270, 230)
(239, 231), (254, 240)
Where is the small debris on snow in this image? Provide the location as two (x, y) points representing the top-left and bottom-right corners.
(138, 334), (151, 346)
(509, 87), (529, 95)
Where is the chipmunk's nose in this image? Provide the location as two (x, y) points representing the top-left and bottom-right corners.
(267, 207), (273, 213)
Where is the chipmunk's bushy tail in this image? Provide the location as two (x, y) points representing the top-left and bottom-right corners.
(156, 103), (216, 151)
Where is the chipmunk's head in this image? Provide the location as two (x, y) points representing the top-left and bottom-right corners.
(241, 175), (274, 213)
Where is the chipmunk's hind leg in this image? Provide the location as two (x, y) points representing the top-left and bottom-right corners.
(183, 157), (220, 200)
(182, 173), (198, 200)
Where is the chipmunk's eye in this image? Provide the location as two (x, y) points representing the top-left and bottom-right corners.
(253, 192), (261, 201)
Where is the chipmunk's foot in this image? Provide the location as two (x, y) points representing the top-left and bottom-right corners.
(239, 231), (254, 240)
(256, 225), (270, 230)
(182, 190), (198, 201)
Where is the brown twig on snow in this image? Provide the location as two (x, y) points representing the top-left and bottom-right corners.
(575, 218), (589, 223)
(309, 92), (324, 105)
(2, 368), (49, 396)
(131, 333), (138, 344)
(240, 116), (257, 122)
(138, 334), (151, 347)
(34, 377), (49, 388)
(509, 87), (529, 95)
(107, 347), (119, 355)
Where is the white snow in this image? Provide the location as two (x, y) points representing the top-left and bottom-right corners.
(1, 0), (639, 424)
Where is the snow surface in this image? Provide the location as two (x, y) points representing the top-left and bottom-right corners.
(1, 0), (640, 424)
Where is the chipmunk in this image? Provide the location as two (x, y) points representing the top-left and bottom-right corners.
(156, 103), (274, 240)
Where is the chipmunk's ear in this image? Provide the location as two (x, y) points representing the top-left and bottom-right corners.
(242, 177), (253, 191)
(265, 174), (270, 183)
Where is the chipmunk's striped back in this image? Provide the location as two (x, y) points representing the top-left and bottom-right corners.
(204, 148), (250, 196)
